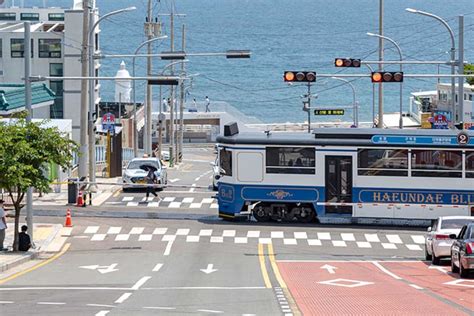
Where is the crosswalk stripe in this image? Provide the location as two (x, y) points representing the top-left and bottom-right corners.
(365, 233), (380, 243)
(235, 237), (248, 244)
(223, 230), (236, 237)
(258, 238), (272, 244)
(317, 232), (331, 240)
(162, 235), (176, 242)
(84, 226), (99, 234)
(130, 227), (145, 235)
(294, 232), (307, 239)
(186, 236), (200, 242)
(199, 229), (213, 236)
(210, 236), (223, 243)
(168, 202), (182, 208)
(139, 234), (153, 241)
(147, 202), (160, 207)
(153, 228), (167, 235)
(176, 229), (190, 236)
(341, 233), (355, 241)
(107, 227), (121, 234)
(382, 243), (397, 249)
(406, 244), (422, 251)
(247, 231), (260, 238)
(182, 197), (194, 203)
(115, 234), (130, 241)
(284, 239), (297, 245)
(386, 234), (403, 244)
(163, 197), (175, 202)
(127, 202), (139, 207)
(271, 231), (284, 239)
(91, 234), (106, 241)
(210, 203), (218, 209)
(202, 198), (214, 204)
(411, 235), (425, 244)
(332, 240), (347, 247)
(122, 197), (134, 202)
(189, 203), (202, 208)
(307, 239), (322, 246)
(356, 241), (372, 248)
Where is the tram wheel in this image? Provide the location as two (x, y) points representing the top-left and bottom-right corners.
(253, 205), (270, 222)
(296, 207), (315, 223)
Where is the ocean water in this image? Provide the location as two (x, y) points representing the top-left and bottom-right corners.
(17, 1), (474, 123)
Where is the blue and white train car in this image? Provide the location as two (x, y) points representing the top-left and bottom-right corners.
(216, 123), (474, 224)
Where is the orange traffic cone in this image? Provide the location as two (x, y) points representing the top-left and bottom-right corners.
(64, 209), (73, 227)
(76, 191), (83, 206)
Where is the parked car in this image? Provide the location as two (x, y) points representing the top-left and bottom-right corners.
(122, 158), (167, 191)
(210, 158), (220, 191)
(425, 216), (474, 265)
(450, 223), (474, 278)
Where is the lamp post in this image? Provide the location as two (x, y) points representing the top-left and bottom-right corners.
(364, 63), (376, 126)
(367, 32), (403, 129)
(88, 6), (136, 185)
(406, 8), (456, 128)
(132, 36), (168, 157)
(330, 77), (358, 127)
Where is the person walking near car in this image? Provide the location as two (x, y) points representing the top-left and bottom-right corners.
(205, 96), (210, 112)
(0, 199), (7, 251)
(145, 167), (158, 200)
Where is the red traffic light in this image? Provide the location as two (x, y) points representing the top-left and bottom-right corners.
(334, 58), (361, 67)
(284, 71), (316, 82)
(371, 71), (403, 83)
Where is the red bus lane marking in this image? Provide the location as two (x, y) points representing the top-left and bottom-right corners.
(381, 261), (474, 311)
(277, 261), (468, 316)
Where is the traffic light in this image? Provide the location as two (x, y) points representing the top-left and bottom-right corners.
(371, 71), (404, 83)
(334, 58), (361, 67)
(283, 71), (316, 83)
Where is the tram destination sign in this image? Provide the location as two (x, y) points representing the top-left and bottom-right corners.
(314, 109), (345, 116)
(371, 135), (474, 146)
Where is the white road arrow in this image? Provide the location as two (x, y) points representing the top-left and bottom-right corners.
(79, 264), (119, 274)
(321, 264), (337, 274)
(200, 264), (218, 274)
(428, 265), (449, 274)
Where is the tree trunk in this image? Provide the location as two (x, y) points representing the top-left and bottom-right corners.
(13, 204), (21, 251)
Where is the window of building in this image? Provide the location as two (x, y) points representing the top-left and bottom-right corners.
(469, 94), (473, 101)
(219, 148), (232, 177)
(39, 39), (61, 58)
(20, 13), (39, 21)
(10, 39), (33, 58)
(466, 151), (474, 179)
(266, 147), (315, 174)
(48, 13), (64, 21)
(49, 63), (63, 77)
(411, 150), (462, 178)
(0, 13), (16, 21)
(49, 80), (63, 119)
(358, 149), (408, 176)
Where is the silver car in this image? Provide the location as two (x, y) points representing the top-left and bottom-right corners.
(450, 223), (474, 278)
(425, 216), (474, 265)
(122, 158), (167, 191)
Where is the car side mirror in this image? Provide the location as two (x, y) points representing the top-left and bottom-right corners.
(427, 227), (432, 232)
(449, 234), (457, 239)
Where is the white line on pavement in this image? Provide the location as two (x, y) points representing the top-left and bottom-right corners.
(95, 311), (110, 316)
(0, 301), (14, 303)
(152, 263), (163, 272)
(131, 276), (152, 290)
(87, 304), (115, 308)
(409, 284), (424, 290)
(197, 310), (223, 314)
(0, 287), (131, 291)
(115, 293), (132, 304)
(141, 286), (267, 290)
(37, 302), (66, 305)
(371, 261), (402, 280)
(164, 240), (174, 256)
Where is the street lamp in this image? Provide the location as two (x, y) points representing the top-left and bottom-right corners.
(330, 77), (358, 127)
(367, 32), (404, 129)
(132, 35), (168, 157)
(88, 6), (136, 185)
(406, 8), (456, 128)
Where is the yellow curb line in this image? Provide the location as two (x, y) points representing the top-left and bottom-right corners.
(258, 243), (272, 289)
(0, 243), (71, 285)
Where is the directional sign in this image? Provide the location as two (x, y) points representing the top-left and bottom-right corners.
(314, 109), (345, 115)
(79, 263), (119, 274)
(200, 264), (218, 274)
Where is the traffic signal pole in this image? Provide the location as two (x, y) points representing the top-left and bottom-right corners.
(377, 0), (384, 128)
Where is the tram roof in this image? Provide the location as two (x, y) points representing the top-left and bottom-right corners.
(217, 127), (474, 148)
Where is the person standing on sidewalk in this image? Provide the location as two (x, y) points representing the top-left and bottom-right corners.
(0, 199), (7, 251)
(205, 96), (210, 112)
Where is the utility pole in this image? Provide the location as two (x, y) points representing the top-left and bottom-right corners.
(178, 24), (185, 162)
(169, 8), (175, 167)
(145, 0), (153, 155)
(306, 83), (311, 133)
(458, 15), (464, 128)
(78, 0), (89, 179)
(377, 0), (384, 128)
(24, 21), (33, 242)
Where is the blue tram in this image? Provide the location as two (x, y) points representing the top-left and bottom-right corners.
(215, 123), (474, 223)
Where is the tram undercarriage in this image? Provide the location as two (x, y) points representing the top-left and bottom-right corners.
(251, 202), (317, 223)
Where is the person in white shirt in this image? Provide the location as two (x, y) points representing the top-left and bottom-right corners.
(0, 199), (7, 251)
(205, 96), (210, 112)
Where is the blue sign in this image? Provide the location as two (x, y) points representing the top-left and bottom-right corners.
(102, 112), (115, 134)
(371, 135), (474, 146)
(356, 189), (474, 205)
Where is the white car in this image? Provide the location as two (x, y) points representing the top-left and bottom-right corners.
(210, 158), (220, 191)
(425, 216), (474, 265)
(122, 158), (167, 191)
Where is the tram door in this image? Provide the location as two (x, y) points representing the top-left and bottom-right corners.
(325, 156), (353, 214)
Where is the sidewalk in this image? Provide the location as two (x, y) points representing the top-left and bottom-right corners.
(0, 222), (67, 273)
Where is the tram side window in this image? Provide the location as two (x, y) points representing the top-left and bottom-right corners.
(358, 149), (408, 176)
(466, 151), (474, 178)
(411, 150), (462, 178)
(266, 147), (315, 174)
(219, 148), (232, 177)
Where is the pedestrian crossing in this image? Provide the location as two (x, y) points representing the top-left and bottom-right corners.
(105, 196), (218, 209)
(77, 226), (426, 251)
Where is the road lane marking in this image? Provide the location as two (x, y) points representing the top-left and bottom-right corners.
(37, 302), (66, 305)
(197, 310), (223, 314)
(199, 229), (213, 236)
(406, 244), (422, 251)
(138, 234), (152, 241)
(258, 243), (272, 289)
(153, 228), (167, 234)
(223, 230), (236, 237)
(0, 287), (130, 291)
(307, 239), (322, 246)
(130, 227), (145, 234)
(152, 263), (163, 272)
(95, 311), (110, 316)
(210, 236), (224, 243)
(371, 261), (402, 280)
(247, 231), (260, 238)
(87, 304), (115, 308)
(84, 226), (99, 234)
(365, 233), (380, 242)
(182, 197), (194, 203)
(382, 243), (397, 249)
(356, 241), (372, 248)
(141, 286), (267, 290)
(163, 197), (175, 202)
(122, 196), (134, 201)
(271, 231), (284, 238)
(411, 235), (425, 244)
(131, 276), (152, 290)
(115, 234), (130, 241)
(258, 238), (272, 244)
(115, 292), (132, 304)
(0, 301), (14, 303)
(409, 284), (424, 290)
(0, 243), (71, 285)
(164, 240), (174, 255)
(187, 236), (200, 242)
(332, 240), (347, 247)
(268, 244), (288, 290)
(294, 232), (307, 239)
(340, 233), (355, 241)
(91, 234), (106, 241)
(127, 202), (139, 207)
(107, 227), (121, 234)
(386, 234), (403, 244)
(176, 228), (190, 235)
(317, 232), (331, 240)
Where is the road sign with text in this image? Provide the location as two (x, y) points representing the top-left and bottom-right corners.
(314, 109), (345, 115)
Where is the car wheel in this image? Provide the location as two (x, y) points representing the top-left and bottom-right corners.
(451, 253), (459, 273)
(425, 246), (432, 261)
(431, 248), (441, 265)
(459, 257), (469, 278)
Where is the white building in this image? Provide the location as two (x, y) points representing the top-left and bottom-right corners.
(0, 0), (101, 142)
